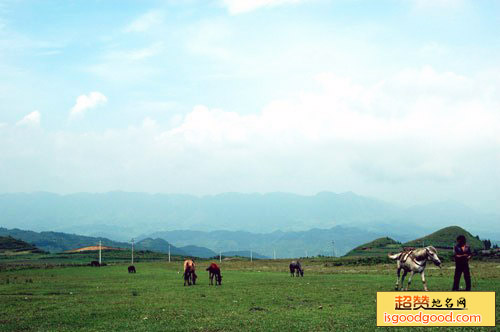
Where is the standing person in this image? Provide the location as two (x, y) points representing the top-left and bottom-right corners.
(452, 235), (472, 291)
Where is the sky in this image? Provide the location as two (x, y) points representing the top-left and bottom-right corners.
(0, 0), (499, 213)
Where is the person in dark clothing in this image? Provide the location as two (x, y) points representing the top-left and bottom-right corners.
(452, 235), (472, 291)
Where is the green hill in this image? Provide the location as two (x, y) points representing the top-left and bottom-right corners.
(403, 226), (484, 251)
(0, 227), (133, 253)
(135, 238), (186, 255)
(0, 228), (213, 258)
(345, 226), (485, 257)
(345, 237), (402, 257)
(0, 236), (45, 254)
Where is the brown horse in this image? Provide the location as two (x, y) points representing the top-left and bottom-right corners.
(206, 263), (222, 286)
(183, 259), (197, 286)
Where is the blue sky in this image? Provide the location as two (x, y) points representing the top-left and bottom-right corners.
(0, 0), (499, 213)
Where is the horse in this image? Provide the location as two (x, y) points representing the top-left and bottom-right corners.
(206, 263), (222, 286)
(289, 261), (304, 277)
(128, 265), (136, 273)
(388, 246), (442, 291)
(183, 259), (197, 286)
(90, 260), (100, 267)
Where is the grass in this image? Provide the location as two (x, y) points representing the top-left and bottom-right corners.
(0, 258), (498, 331)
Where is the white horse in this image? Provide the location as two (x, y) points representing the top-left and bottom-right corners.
(388, 246), (441, 291)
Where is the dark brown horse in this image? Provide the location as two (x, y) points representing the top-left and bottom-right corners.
(90, 261), (100, 267)
(128, 265), (136, 273)
(289, 261), (303, 277)
(206, 263), (222, 286)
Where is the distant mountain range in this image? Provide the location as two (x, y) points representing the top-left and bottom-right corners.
(0, 191), (498, 257)
(0, 227), (207, 257)
(138, 226), (385, 257)
(0, 227), (271, 259)
(1, 191), (497, 241)
(0, 225), (490, 260)
(0, 225), (373, 258)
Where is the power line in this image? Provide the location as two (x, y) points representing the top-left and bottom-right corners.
(131, 238), (134, 265)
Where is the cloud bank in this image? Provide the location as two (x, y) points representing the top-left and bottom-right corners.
(1, 66), (498, 212)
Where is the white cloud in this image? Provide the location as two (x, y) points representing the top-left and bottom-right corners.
(222, 0), (306, 15)
(156, 66), (499, 187)
(164, 66), (497, 144)
(16, 111), (40, 126)
(124, 11), (164, 33)
(69, 92), (107, 119)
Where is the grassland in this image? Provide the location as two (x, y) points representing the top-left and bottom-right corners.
(0, 255), (499, 331)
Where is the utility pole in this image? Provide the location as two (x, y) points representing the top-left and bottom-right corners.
(332, 240), (336, 258)
(168, 244), (171, 263)
(273, 249), (276, 260)
(131, 238), (134, 265)
(99, 240), (102, 265)
(250, 250), (253, 262)
(219, 251), (222, 263)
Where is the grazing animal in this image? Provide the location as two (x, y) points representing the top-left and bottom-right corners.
(206, 263), (222, 286)
(289, 261), (304, 277)
(128, 265), (136, 273)
(388, 246), (442, 291)
(183, 259), (197, 286)
(90, 260), (100, 267)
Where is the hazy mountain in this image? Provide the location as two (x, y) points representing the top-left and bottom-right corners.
(0, 191), (396, 236)
(179, 245), (217, 259)
(139, 226), (385, 258)
(0, 191), (498, 243)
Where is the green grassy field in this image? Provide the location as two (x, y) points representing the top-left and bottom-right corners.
(0, 259), (498, 331)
